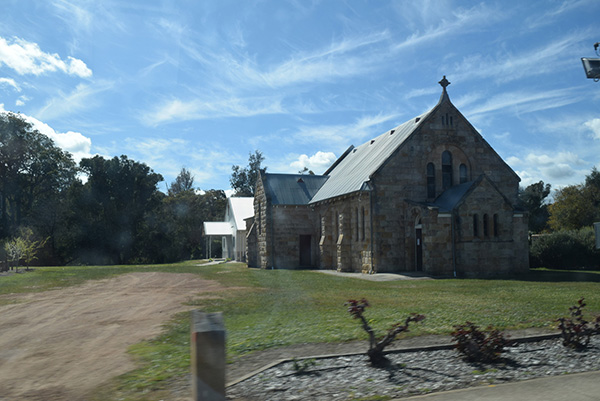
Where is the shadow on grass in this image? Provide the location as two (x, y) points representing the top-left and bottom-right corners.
(489, 269), (600, 283)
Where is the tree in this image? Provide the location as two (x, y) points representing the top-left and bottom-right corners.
(548, 167), (600, 231)
(518, 181), (551, 232)
(71, 155), (163, 264)
(168, 167), (195, 195)
(0, 113), (76, 238)
(230, 150), (266, 197)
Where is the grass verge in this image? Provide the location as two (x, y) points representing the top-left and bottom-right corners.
(3, 262), (600, 400)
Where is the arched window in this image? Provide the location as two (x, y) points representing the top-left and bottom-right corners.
(442, 151), (453, 190)
(361, 207), (366, 241)
(483, 214), (489, 237)
(493, 214), (499, 237)
(473, 214), (479, 238)
(459, 164), (468, 184)
(427, 162), (436, 198)
(355, 208), (359, 241)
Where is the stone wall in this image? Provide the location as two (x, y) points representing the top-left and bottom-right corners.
(314, 193), (372, 272)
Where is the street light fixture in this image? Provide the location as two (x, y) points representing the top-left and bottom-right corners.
(582, 42), (600, 82)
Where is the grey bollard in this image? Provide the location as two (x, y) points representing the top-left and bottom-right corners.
(191, 310), (226, 401)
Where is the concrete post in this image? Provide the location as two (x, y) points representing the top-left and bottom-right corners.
(191, 310), (226, 401)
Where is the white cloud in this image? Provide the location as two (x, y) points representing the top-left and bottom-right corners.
(0, 77), (20, 91)
(0, 36), (92, 77)
(142, 96), (285, 125)
(15, 96), (29, 106)
(23, 115), (92, 162)
(290, 151), (337, 174)
(584, 118), (600, 139)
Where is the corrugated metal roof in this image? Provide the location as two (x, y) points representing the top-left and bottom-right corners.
(263, 173), (329, 205)
(228, 197), (254, 229)
(203, 222), (233, 236)
(309, 111), (430, 204)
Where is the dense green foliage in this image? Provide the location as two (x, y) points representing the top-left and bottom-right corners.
(229, 150), (265, 197)
(518, 180), (551, 233)
(0, 113), (226, 266)
(548, 168), (600, 231)
(530, 227), (600, 269)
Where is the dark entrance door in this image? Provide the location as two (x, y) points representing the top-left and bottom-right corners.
(299, 235), (312, 267)
(415, 227), (423, 271)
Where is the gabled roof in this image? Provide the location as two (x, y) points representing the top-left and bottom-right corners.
(424, 174), (514, 212)
(309, 110), (430, 204)
(228, 197), (254, 229)
(263, 173), (329, 205)
(432, 181), (476, 212)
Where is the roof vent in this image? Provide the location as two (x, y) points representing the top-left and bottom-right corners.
(370, 139), (375, 145)
(415, 117), (421, 123)
(297, 177), (304, 183)
(390, 129), (395, 135)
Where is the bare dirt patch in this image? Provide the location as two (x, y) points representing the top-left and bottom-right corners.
(0, 272), (225, 401)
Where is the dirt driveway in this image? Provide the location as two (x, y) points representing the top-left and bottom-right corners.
(0, 272), (225, 400)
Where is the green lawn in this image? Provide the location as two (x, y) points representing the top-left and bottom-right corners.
(2, 262), (600, 400)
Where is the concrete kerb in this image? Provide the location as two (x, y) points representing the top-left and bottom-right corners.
(226, 332), (562, 388)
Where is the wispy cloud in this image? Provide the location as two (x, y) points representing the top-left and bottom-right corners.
(467, 87), (584, 117)
(525, 0), (591, 29)
(141, 96), (286, 125)
(393, 3), (503, 52)
(36, 80), (114, 120)
(0, 77), (20, 91)
(123, 137), (236, 189)
(290, 112), (400, 151)
(0, 36), (92, 77)
(450, 31), (589, 84)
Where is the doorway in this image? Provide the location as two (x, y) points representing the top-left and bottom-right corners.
(415, 223), (423, 272)
(299, 235), (312, 267)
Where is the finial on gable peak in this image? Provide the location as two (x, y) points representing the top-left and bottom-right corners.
(438, 75), (451, 102)
(439, 75), (450, 92)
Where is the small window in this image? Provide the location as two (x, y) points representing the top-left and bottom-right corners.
(473, 214), (479, 238)
(483, 214), (489, 237)
(355, 208), (359, 241)
(493, 214), (499, 237)
(459, 164), (468, 184)
(361, 207), (366, 241)
(442, 151), (453, 190)
(427, 162), (436, 198)
(258, 202), (262, 235)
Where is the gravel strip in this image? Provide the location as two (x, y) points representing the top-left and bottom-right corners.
(227, 336), (600, 400)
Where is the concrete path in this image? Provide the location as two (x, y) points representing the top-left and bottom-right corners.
(314, 270), (435, 281)
(399, 370), (600, 401)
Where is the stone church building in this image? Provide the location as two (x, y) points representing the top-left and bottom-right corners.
(246, 77), (529, 276)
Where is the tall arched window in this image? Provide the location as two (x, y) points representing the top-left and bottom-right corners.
(442, 151), (453, 190)
(355, 208), (359, 241)
(473, 214), (479, 238)
(493, 214), (499, 237)
(427, 162), (436, 198)
(483, 214), (489, 237)
(361, 207), (366, 241)
(459, 164), (468, 184)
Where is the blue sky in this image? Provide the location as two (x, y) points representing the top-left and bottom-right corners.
(0, 0), (599, 195)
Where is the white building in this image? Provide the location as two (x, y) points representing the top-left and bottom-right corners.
(203, 197), (254, 261)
